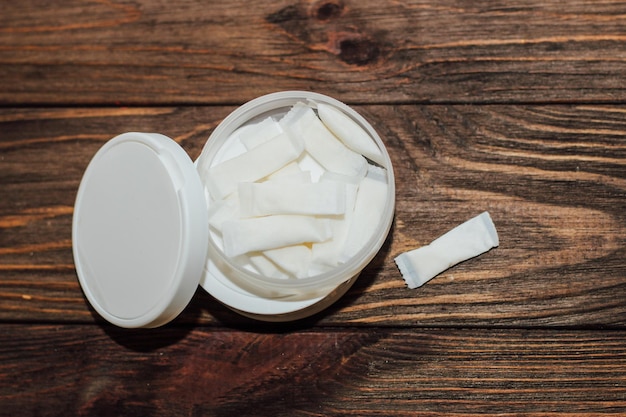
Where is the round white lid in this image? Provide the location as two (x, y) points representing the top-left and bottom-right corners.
(72, 132), (208, 328)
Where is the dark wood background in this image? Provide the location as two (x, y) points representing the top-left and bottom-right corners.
(1, 1), (625, 415)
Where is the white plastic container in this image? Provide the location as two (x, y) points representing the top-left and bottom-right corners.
(72, 91), (395, 327)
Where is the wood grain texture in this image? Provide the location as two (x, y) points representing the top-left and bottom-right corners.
(2, 2), (626, 414)
(1, 0), (626, 105)
(1, 325), (625, 416)
(1, 105), (624, 326)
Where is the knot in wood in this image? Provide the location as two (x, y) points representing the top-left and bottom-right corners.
(338, 37), (380, 66)
(314, 0), (345, 21)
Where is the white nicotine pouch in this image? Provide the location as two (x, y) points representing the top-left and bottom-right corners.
(281, 102), (367, 178)
(204, 131), (304, 200)
(394, 211), (499, 289)
(238, 181), (346, 217)
(221, 215), (332, 258)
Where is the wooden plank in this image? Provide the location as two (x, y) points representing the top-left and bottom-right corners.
(0, 325), (625, 416)
(2, 0), (626, 105)
(0, 105), (624, 326)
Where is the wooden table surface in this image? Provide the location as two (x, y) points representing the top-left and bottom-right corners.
(1, 1), (625, 415)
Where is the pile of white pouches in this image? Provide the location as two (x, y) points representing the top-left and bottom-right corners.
(200, 101), (389, 280)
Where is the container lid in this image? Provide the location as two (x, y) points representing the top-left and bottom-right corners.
(72, 132), (209, 328)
